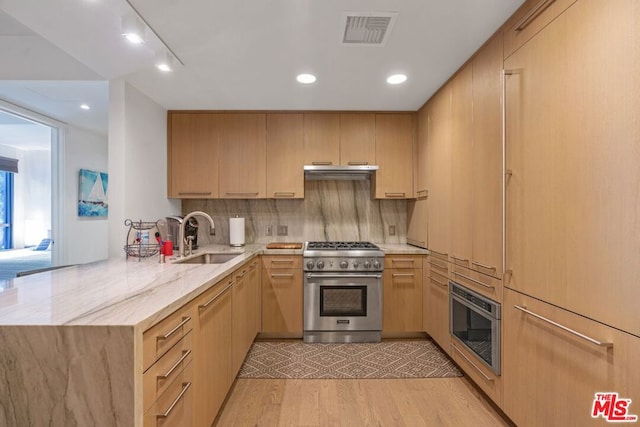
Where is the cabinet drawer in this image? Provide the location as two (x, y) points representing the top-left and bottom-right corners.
(262, 255), (302, 269)
(503, 289), (640, 426)
(143, 304), (194, 372)
(450, 264), (502, 303)
(503, 0), (577, 58)
(450, 340), (503, 408)
(384, 255), (423, 269)
(427, 255), (449, 278)
(144, 360), (193, 427)
(143, 332), (193, 412)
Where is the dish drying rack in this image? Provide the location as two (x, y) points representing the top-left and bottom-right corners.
(124, 219), (162, 260)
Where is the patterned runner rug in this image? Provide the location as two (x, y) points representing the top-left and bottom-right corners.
(239, 340), (462, 379)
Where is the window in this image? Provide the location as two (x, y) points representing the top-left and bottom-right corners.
(0, 171), (14, 249)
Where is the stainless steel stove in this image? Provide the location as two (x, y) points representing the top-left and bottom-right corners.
(303, 241), (384, 343)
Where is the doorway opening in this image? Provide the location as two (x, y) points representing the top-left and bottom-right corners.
(0, 109), (56, 280)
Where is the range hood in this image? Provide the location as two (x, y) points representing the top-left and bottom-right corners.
(304, 165), (379, 180)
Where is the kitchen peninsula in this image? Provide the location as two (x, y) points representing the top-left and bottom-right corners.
(0, 243), (427, 426)
(0, 244), (265, 426)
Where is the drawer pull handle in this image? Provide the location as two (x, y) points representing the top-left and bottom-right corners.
(514, 305), (613, 348)
(225, 192), (259, 196)
(453, 271), (495, 289)
(312, 161), (333, 165)
(249, 262), (258, 270)
(157, 317), (191, 341)
(347, 161), (368, 165)
(274, 192), (296, 197)
(428, 260), (448, 269)
(429, 276), (448, 287)
(429, 250), (448, 260)
(236, 269), (248, 279)
(178, 191), (212, 196)
(156, 382), (191, 419)
(430, 269), (448, 282)
(385, 192), (406, 198)
(271, 273), (294, 278)
(451, 343), (494, 382)
(199, 282), (234, 310)
(472, 261), (497, 272)
(271, 259), (294, 264)
(514, 0), (556, 31)
(451, 256), (469, 266)
(416, 189), (428, 196)
(392, 273), (415, 278)
(391, 258), (415, 264)
(158, 350), (191, 380)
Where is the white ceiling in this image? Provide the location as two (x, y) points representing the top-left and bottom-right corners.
(0, 0), (524, 137)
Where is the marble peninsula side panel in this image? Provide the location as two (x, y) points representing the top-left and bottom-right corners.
(0, 325), (135, 426)
(184, 180), (407, 245)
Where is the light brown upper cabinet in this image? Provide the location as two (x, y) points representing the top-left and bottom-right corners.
(373, 113), (415, 199)
(449, 65), (473, 271)
(471, 32), (503, 278)
(218, 113), (266, 198)
(426, 88), (452, 256)
(168, 112), (219, 199)
(503, 0), (577, 59)
(303, 113), (340, 166)
(415, 104), (429, 197)
(505, 0), (640, 336)
(266, 113), (304, 198)
(339, 113), (375, 166)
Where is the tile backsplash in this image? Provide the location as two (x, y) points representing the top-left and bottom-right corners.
(183, 180), (407, 245)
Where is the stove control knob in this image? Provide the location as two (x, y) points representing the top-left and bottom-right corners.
(352, 261), (360, 268)
(317, 260), (325, 269)
(363, 261), (371, 269)
(373, 260), (381, 270)
(340, 261), (349, 269)
(306, 260), (315, 270)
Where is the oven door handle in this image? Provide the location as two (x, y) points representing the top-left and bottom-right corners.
(306, 273), (382, 279)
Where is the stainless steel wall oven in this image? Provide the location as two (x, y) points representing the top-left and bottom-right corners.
(449, 281), (501, 375)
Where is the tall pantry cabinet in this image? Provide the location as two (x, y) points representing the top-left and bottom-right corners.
(502, 0), (640, 425)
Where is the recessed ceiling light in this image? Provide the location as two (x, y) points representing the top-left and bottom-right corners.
(121, 15), (145, 45)
(296, 74), (317, 84)
(80, 104), (91, 110)
(386, 74), (407, 85)
(155, 50), (174, 72)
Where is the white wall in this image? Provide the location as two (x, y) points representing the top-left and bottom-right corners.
(108, 79), (180, 259)
(63, 126), (109, 264)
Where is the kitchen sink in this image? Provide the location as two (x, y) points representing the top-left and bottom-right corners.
(176, 253), (242, 264)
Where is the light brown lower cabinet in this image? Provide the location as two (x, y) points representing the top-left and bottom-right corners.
(382, 255), (423, 334)
(424, 254), (450, 351)
(144, 360), (193, 427)
(232, 259), (261, 376)
(193, 275), (233, 427)
(261, 255), (303, 336)
(503, 288), (640, 426)
(449, 339), (502, 409)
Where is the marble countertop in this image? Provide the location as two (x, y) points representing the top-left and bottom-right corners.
(0, 242), (425, 329)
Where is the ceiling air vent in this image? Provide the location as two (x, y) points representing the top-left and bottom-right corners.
(342, 12), (398, 46)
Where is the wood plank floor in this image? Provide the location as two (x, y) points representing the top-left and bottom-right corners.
(216, 377), (511, 426)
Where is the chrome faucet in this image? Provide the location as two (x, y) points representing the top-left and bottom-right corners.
(179, 211), (215, 257)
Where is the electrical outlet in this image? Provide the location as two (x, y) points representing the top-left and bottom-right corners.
(389, 225), (396, 236)
(265, 225), (273, 236)
(277, 225), (288, 236)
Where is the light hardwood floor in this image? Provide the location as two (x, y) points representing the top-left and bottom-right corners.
(216, 377), (511, 426)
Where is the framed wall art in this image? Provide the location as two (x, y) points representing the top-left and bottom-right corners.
(78, 169), (108, 217)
